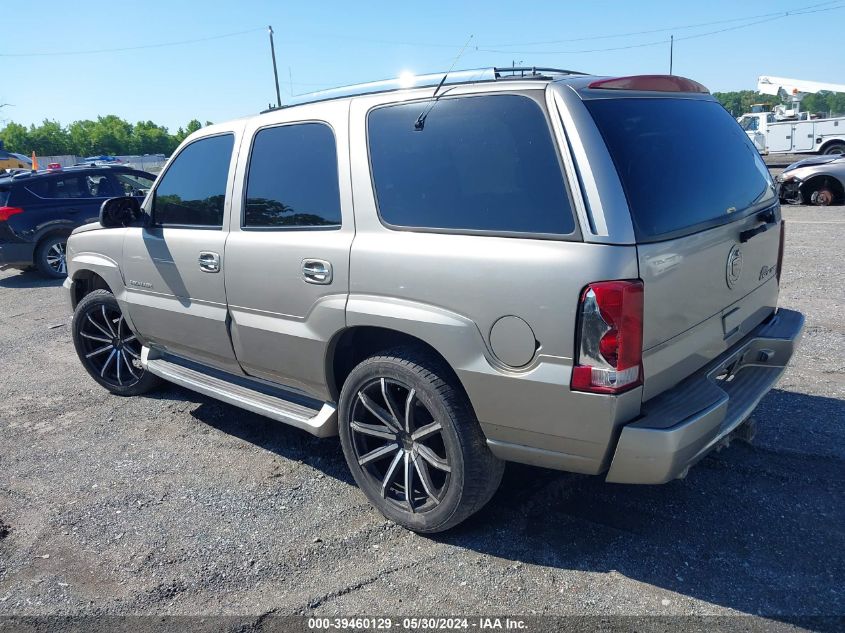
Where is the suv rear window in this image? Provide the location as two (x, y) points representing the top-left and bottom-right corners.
(368, 94), (575, 236)
(585, 98), (775, 241)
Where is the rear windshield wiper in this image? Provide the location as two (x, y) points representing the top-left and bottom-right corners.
(413, 35), (473, 131)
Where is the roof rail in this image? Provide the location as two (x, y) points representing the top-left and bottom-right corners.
(263, 66), (586, 113)
(493, 66), (586, 79)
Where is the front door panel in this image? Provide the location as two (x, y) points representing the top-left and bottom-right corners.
(120, 127), (244, 372)
(122, 226), (237, 370)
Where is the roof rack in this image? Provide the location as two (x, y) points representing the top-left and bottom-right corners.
(7, 164), (133, 180)
(262, 66), (586, 113)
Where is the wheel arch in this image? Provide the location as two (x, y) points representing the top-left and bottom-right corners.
(327, 325), (473, 405)
(819, 139), (845, 155)
(69, 269), (113, 309)
(799, 173), (845, 203)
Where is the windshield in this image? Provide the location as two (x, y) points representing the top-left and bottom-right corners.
(739, 116), (758, 131)
(586, 98), (775, 241)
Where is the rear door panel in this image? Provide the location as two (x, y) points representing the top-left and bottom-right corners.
(224, 99), (353, 401)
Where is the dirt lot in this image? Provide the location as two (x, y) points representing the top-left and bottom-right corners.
(0, 202), (843, 630)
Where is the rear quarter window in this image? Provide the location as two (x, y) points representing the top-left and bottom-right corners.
(367, 94), (576, 236)
(585, 97), (776, 241)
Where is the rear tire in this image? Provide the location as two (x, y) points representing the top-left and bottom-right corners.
(822, 142), (845, 156)
(71, 289), (162, 396)
(338, 346), (504, 533)
(34, 235), (69, 278)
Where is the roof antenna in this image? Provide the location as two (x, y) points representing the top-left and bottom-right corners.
(414, 34), (474, 131)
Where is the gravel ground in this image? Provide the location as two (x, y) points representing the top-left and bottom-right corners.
(0, 201), (843, 631)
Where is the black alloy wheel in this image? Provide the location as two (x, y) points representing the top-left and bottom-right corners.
(71, 289), (162, 396)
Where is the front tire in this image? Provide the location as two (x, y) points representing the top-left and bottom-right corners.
(71, 289), (161, 396)
(338, 347), (504, 533)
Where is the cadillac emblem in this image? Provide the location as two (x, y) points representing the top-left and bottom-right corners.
(726, 245), (743, 289)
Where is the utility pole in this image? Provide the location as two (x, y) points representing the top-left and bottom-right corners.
(268, 25), (282, 108)
(669, 35), (674, 75)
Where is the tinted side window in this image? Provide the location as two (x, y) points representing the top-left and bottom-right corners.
(114, 172), (155, 197)
(367, 94), (575, 235)
(244, 123), (341, 228)
(153, 134), (234, 227)
(27, 176), (90, 199)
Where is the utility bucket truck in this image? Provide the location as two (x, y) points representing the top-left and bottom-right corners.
(737, 76), (845, 155)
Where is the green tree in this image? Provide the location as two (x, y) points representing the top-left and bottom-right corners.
(88, 115), (133, 155)
(173, 119), (203, 146)
(67, 119), (98, 156)
(28, 119), (70, 155)
(185, 119), (202, 135)
(0, 122), (31, 154)
(712, 90), (780, 117)
(2, 114), (206, 157)
(132, 120), (177, 155)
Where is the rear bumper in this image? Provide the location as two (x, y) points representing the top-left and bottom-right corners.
(0, 241), (34, 268)
(605, 308), (804, 484)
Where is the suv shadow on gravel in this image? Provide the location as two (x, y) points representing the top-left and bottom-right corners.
(169, 378), (841, 624)
(440, 388), (842, 626)
(0, 268), (65, 289)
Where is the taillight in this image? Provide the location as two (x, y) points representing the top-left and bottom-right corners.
(571, 280), (644, 395)
(0, 206), (24, 222)
(776, 221), (785, 283)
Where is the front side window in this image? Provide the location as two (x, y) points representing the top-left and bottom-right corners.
(153, 134), (234, 227)
(367, 94), (575, 235)
(244, 123), (341, 228)
(85, 174), (119, 197)
(114, 172), (155, 197)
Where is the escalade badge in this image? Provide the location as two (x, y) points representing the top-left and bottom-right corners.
(726, 245), (743, 289)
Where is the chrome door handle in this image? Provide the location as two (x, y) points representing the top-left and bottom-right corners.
(198, 251), (221, 273)
(302, 259), (332, 284)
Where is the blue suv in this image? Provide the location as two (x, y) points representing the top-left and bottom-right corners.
(0, 165), (155, 277)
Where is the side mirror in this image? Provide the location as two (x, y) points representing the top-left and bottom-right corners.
(99, 196), (143, 228)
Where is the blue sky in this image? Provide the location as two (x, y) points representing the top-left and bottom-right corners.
(2, 0), (844, 131)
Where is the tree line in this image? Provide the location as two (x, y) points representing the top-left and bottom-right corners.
(712, 90), (845, 117)
(3, 90), (845, 157)
(0, 116), (211, 157)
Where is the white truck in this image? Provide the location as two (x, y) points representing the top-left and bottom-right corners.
(737, 76), (845, 155)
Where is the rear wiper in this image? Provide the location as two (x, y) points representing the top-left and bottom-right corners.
(413, 35), (473, 131)
(414, 74), (449, 131)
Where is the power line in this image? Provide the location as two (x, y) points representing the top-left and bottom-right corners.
(475, 4), (844, 55)
(0, 27), (266, 57)
(1, 0), (842, 60)
(480, 0), (842, 47)
(281, 0), (842, 50)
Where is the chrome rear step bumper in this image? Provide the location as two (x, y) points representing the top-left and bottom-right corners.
(141, 348), (338, 437)
(606, 308), (805, 484)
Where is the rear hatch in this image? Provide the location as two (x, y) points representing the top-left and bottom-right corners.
(584, 95), (782, 400)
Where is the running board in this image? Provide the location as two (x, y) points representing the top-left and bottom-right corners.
(142, 348), (337, 437)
